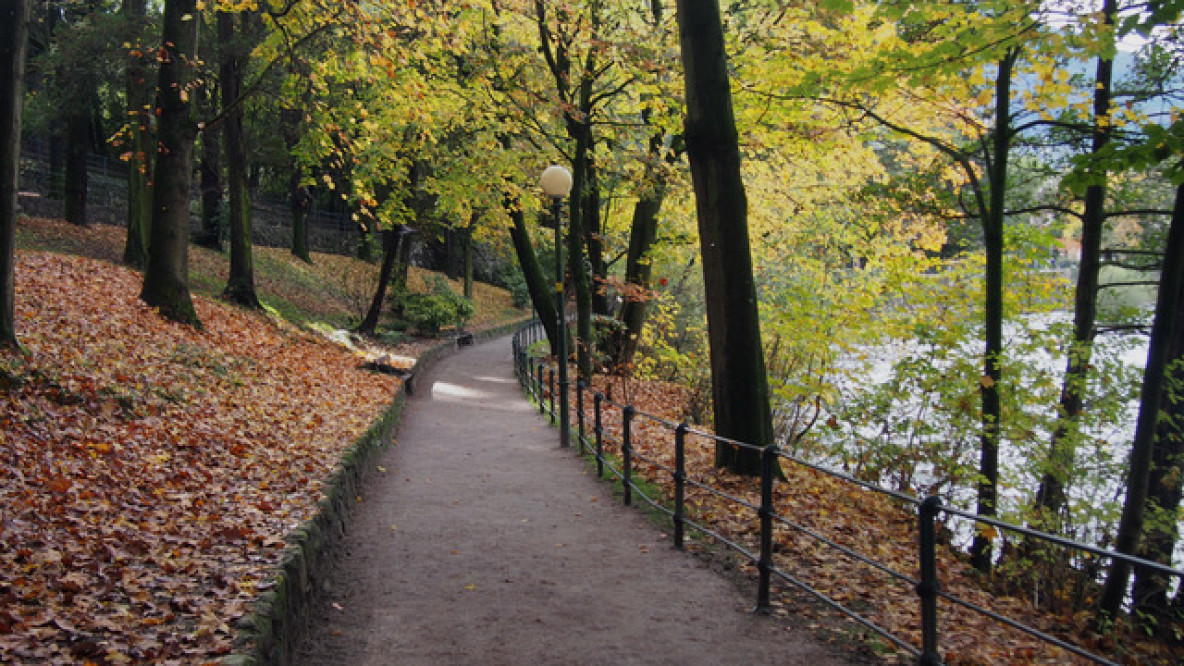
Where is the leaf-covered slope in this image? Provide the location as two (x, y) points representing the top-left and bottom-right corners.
(0, 250), (400, 663)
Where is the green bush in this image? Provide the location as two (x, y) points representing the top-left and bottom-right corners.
(400, 276), (474, 337)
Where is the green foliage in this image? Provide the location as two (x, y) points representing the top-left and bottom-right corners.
(497, 265), (532, 309)
(398, 276), (474, 338)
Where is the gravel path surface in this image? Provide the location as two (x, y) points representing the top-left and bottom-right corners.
(292, 335), (858, 665)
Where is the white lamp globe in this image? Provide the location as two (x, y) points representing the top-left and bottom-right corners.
(539, 165), (573, 198)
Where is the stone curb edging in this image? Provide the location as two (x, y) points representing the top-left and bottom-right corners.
(224, 317), (529, 666)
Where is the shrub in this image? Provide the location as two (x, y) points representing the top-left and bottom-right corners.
(399, 276), (475, 337)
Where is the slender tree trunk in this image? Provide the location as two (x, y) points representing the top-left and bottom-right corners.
(1037, 0), (1115, 525)
(281, 107), (311, 263)
(508, 199), (559, 355)
(122, 0), (152, 268)
(219, 11), (259, 308)
(586, 159), (610, 316)
(290, 168), (311, 263)
(1, 0), (32, 348)
(676, 0), (775, 476)
(140, 0), (201, 327)
(568, 120), (594, 378)
(613, 137), (668, 370)
(63, 104), (89, 225)
(197, 92), (223, 250)
(969, 49), (1017, 573)
(1098, 181), (1184, 623)
(463, 213), (474, 299)
(356, 227), (402, 336)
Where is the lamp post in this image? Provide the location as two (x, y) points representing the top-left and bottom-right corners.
(540, 165), (573, 448)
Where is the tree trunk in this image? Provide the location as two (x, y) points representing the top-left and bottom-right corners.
(1, 0), (32, 348)
(613, 182), (664, 371)
(140, 0), (201, 327)
(568, 120), (594, 378)
(676, 0), (775, 476)
(290, 167), (311, 263)
(586, 159), (610, 316)
(219, 11), (259, 309)
(281, 106), (311, 263)
(63, 103), (89, 225)
(969, 48), (1017, 573)
(463, 213), (474, 299)
(1098, 181), (1184, 623)
(197, 93), (223, 250)
(122, 0), (152, 269)
(508, 199), (559, 355)
(356, 227), (402, 336)
(1037, 0), (1115, 526)
(1131, 296), (1184, 635)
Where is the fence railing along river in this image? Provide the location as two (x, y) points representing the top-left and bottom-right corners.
(511, 319), (1184, 665)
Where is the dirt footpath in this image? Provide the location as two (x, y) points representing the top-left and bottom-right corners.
(293, 335), (859, 665)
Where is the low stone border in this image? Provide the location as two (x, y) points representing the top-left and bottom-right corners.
(225, 317), (529, 665)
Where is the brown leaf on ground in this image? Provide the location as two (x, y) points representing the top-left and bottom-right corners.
(1, 250), (400, 663)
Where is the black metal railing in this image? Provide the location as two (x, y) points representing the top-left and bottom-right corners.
(511, 320), (1184, 665)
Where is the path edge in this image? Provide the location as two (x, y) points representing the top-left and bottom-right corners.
(224, 318), (529, 666)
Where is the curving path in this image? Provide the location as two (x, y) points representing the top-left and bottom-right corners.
(293, 335), (858, 665)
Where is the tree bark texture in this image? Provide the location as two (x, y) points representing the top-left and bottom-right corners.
(676, 0), (774, 475)
(1, 0), (32, 348)
(197, 88), (223, 250)
(357, 228), (403, 336)
(219, 10), (259, 308)
(508, 201), (559, 356)
(122, 0), (152, 268)
(1099, 181), (1184, 622)
(63, 103), (89, 225)
(970, 48), (1017, 573)
(140, 0), (201, 326)
(1131, 275), (1184, 634)
(612, 139), (667, 370)
(1038, 0), (1116, 524)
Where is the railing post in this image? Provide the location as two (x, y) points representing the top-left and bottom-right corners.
(756, 444), (777, 615)
(594, 392), (605, 478)
(917, 495), (942, 666)
(622, 405), (634, 507)
(548, 368), (556, 424)
(674, 423), (688, 550)
(536, 363), (545, 415)
(576, 379), (586, 455)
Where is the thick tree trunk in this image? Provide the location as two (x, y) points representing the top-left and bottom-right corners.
(969, 49), (1017, 573)
(219, 11), (259, 308)
(122, 0), (152, 269)
(676, 0), (775, 476)
(508, 201), (559, 355)
(1, 0), (32, 348)
(1098, 181), (1184, 623)
(63, 105), (89, 225)
(1037, 0), (1115, 525)
(140, 0), (201, 327)
(1131, 298), (1184, 635)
